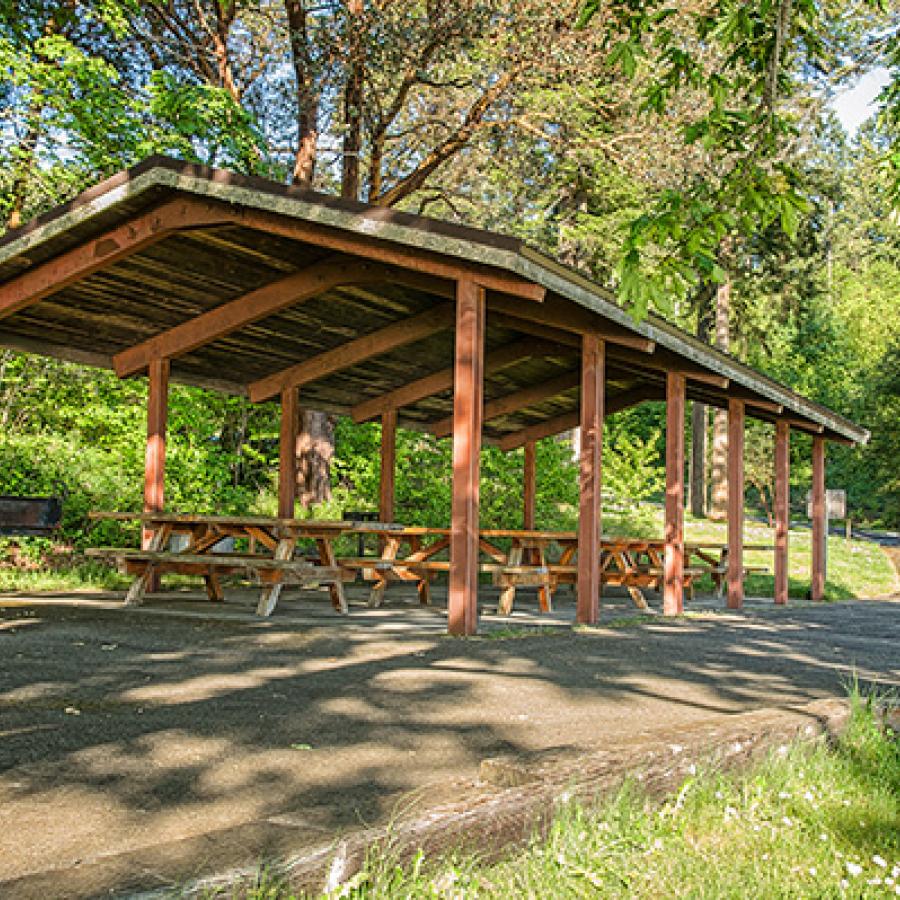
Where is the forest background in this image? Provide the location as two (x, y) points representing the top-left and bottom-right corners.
(0, 0), (898, 559)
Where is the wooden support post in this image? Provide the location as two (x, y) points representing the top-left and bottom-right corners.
(523, 440), (536, 531)
(279, 387), (298, 519)
(664, 372), (685, 616)
(577, 335), (604, 625)
(811, 435), (826, 602)
(448, 278), (485, 636)
(143, 358), (169, 592)
(380, 409), (397, 523)
(727, 398), (745, 609)
(774, 420), (790, 605)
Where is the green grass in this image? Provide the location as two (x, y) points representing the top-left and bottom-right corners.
(0, 559), (127, 592)
(240, 689), (899, 899)
(605, 507), (897, 601)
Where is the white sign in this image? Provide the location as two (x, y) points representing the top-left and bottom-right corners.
(806, 489), (846, 519)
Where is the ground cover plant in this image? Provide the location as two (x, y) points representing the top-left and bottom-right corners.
(239, 689), (899, 899)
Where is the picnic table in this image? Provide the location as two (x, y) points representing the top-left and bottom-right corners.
(89, 513), (773, 618)
(88, 512), (404, 616)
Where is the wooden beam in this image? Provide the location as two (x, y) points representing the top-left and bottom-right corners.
(114, 256), (452, 377)
(220, 203), (545, 302)
(774, 419), (790, 606)
(0, 198), (227, 320)
(577, 335), (604, 625)
(727, 398), (745, 610)
(430, 369), (580, 438)
(786, 418), (825, 434)
(523, 439), (536, 531)
(248, 303), (455, 402)
(663, 372), (685, 616)
(498, 384), (662, 451)
(811, 435), (826, 602)
(380, 409), (397, 523)
(448, 279), (485, 636)
(278, 387), (298, 518)
(350, 338), (560, 423)
(489, 294), (654, 353)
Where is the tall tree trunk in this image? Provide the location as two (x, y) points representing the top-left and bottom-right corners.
(285, 0), (319, 187)
(709, 277), (731, 521)
(341, 0), (364, 200)
(295, 409), (334, 507)
(689, 284), (714, 518)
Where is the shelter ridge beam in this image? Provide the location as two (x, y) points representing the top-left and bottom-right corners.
(219, 203), (545, 302)
(248, 303), (455, 402)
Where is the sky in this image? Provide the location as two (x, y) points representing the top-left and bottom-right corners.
(831, 67), (891, 133)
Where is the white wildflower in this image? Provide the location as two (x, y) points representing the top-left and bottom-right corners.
(779, 791), (791, 799)
(847, 862), (863, 877)
(782, 816), (793, 827)
(873, 856), (887, 869)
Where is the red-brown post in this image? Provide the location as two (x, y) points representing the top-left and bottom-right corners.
(663, 372), (685, 616)
(577, 335), (604, 625)
(811, 435), (826, 601)
(278, 386), (298, 518)
(143, 358), (169, 590)
(727, 398), (745, 609)
(448, 279), (485, 636)
(523, 439), (536, 531)
(380, 409), (397, 522)
(774, 420), (790, 605)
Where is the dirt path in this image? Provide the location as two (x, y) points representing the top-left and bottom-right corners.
(0, 591), (897, 897)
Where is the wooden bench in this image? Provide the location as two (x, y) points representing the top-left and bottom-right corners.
(88, 547), (345, 615)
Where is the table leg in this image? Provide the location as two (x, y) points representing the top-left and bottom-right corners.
(369, 535), (400, 608)
(317, 538), (348, 613)
(498, 545), (521, 615)
(536, 543), (553, 613)
(204, 572), (225, 602)
(257, 537), (294, 617)
(125, 523), (172, 607)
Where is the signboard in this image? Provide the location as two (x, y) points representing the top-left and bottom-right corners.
(806, 489), (846, 519)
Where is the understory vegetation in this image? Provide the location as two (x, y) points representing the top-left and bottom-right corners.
(245, 689), (900, 899)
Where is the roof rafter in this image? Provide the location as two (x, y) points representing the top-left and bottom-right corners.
(488, 294), (655, 353)
(113, 256), (454, 377)
(350, 337), (566, 423)
(0, 198), (230, 320)
(498, 384), (664, 451)
(430, 369), (581, 438)
(249, 303), (456, 402)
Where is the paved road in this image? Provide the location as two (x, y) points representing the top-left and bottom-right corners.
(0, 591), (897, 896)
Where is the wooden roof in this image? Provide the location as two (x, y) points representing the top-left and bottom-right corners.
(0, 157), (868, 446)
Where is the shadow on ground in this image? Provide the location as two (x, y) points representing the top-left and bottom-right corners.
(0, 584), (897, 895)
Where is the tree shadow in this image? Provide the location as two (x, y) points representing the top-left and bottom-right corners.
(0, 588), (896, 893)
